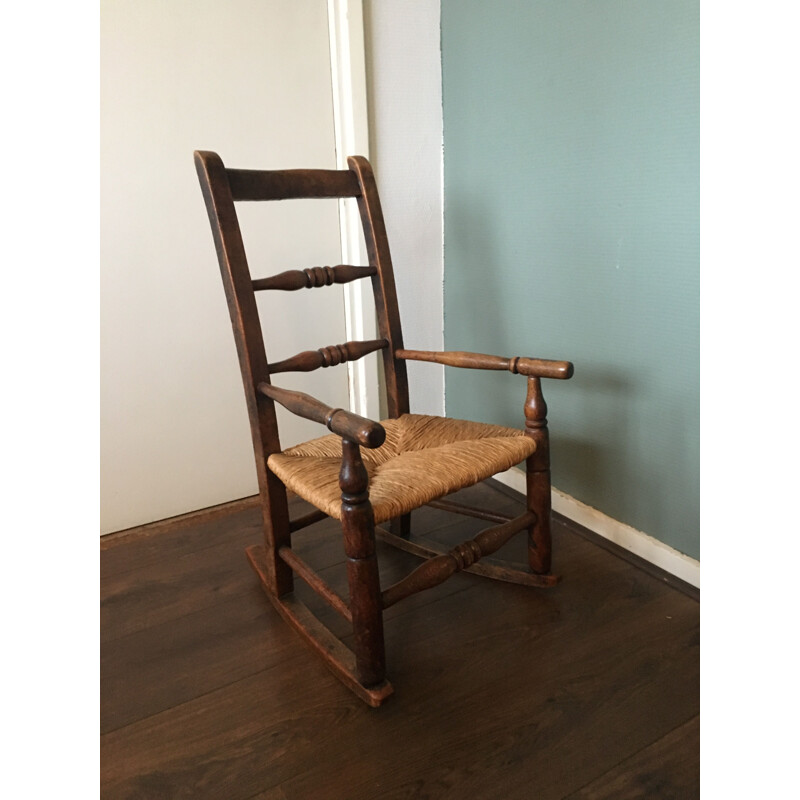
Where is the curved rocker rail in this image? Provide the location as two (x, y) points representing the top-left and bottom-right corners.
(246, 544), (394, 708)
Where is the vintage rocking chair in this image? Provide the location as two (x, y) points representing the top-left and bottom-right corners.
(195, 151), (574, 706)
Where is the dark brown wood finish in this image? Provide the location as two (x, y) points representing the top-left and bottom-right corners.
(257, 383), (385, 449)
(397, 348), (574, 380)
(194, 150), (574, 705)
(338, 439), (386, 688)
(277, 546), (352, 623)
(566, 715), (700, 799)
(267, 338), (387, 374)
(194, 151), (293, 597)
(245, 544), (393, 707)
(227, 167), (360, 201)
(389, 514), (412, 540)
(288, 507), (328, 533)
(101, 483), (699, 799)
(375, 524), (559, 588)
(347, 155), (410, 417)
(381, 512), (535, 608)
(525, 376), (552, 574)
(252, 264), (376, 292)
(427, 497), (514, 524)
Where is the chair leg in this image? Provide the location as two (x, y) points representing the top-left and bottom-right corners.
(390, 513), (411, 539)
(259, 472), (294, 596)
(524, 377), (552, 575)
(526, 453), (552, 574)
(340, 440), (386, 687)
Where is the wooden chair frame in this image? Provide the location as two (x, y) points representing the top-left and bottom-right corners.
(195, 151), (574, 706)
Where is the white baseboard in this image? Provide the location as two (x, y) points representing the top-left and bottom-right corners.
(493, 467), (700, 589)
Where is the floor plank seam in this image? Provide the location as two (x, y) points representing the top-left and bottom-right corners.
(562, 711), (700, 798)
(102, 577), (478, 734)
(100, 582), (266, 645)
(100, 659), (295, 738)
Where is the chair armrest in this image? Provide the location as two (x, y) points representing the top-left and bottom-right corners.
(395, 349), (574, 380)
(258, 382), (386, 449)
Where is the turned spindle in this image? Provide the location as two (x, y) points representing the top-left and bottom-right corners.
(381, 512), (535, 608)
(267, 338), (387, 374)
(252, 264), (377, 292)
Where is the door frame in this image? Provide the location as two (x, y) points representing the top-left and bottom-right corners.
(327, 0), (381, 422)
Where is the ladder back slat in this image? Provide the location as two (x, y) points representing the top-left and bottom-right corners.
(268, 338), (388, 374)
(227, 168), (361, 201)
(252, 265), (377, 292)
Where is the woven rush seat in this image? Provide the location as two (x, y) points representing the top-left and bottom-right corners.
(268, 414), (536, 525)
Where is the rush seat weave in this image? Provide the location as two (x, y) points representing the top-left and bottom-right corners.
(268, 414), (536, 524)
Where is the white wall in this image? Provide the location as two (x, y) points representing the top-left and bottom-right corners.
(100, 0), (349, 533)
(100, 0), (446, 534)
(363, 0), (445, 416)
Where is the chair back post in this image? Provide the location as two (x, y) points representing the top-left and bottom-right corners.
(348, 156), (410, 417)
(194, 150), (293, 595)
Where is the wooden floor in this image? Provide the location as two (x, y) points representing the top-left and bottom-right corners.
(101, 481), (699, 799)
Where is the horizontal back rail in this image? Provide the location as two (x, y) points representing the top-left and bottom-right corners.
(252, 265), (376, 292)
(227, 168), (361, 201)
(268, 339), (388, 374)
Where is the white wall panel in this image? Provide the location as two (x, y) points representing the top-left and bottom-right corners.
(363, 0), (445, 415)
(101, 0), (349, 532)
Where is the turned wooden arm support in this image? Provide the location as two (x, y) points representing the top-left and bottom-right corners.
(257, 383), (386, 449)
(395, 349), (573, 380)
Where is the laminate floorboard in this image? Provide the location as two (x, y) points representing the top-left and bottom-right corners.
(101, 481), (699, 799)
(565, 715), (700, 799)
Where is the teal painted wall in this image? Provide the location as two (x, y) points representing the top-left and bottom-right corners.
(441, 0), (699, 559)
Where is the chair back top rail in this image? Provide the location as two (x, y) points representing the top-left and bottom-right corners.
(227, 167), (361, 201)
(252, 265), (377, 292)
(268, 338), (388, 374)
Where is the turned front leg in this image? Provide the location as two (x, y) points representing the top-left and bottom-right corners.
(524, 377), (552, 574)
(340, 439), (386, 687)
